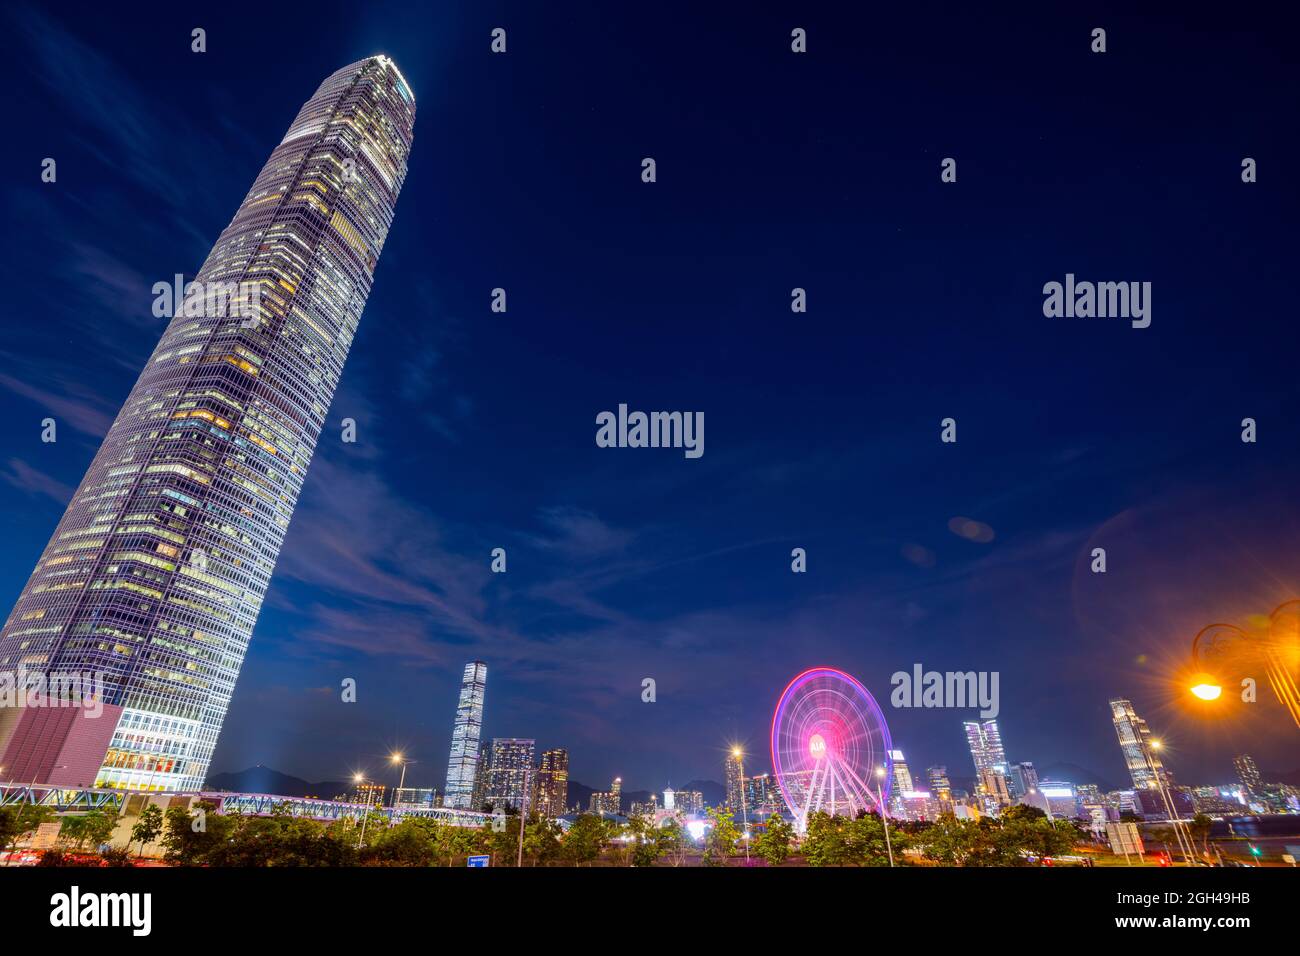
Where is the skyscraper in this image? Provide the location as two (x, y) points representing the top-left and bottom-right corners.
(888, 748), (914, 816)
(486, 738), (535, 812)
(725, 749), (745, 813)
(1109, 698), (1167, 790)
(1008, 761), (1038, 799)
(533, 747), (569, 817)
(0, 56), (415, 791)
(443, 661), (488, 809)
(963, 719), (1008, 775)
(1233, 753), (1262, 795)
(926, 766), (952, 805)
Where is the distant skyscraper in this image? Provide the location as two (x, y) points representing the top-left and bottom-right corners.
(444, 661), (488, 809)
(725, 750), (745, 813)
(1233, 754), (1261, 795)
(963, 719), (1008, 775)
(1009, 761), (1038, 799)
(1109, 698), (1167, 790)
(471, 742), (491, 811)
(0, 56), (416, 791)
(589, 775), (623, 815)
(533, 748), (569, 817)
(889, 748), (914, 815)
(486, 738), (535, 812)
(927, 766), (952, 805)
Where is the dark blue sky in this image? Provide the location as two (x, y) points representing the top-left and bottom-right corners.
(2, 1), (1298, 794)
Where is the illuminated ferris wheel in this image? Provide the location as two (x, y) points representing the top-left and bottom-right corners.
(770, 667), (894, 831)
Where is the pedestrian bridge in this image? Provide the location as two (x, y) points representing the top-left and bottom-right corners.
(0, 781), (490, 828)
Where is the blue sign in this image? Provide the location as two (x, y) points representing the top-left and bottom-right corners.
(467, 854), (489, 868)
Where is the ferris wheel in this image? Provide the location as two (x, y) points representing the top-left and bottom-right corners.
(770, 667), (894, 831)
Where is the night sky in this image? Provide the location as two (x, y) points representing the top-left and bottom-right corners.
(2, 1), (1298, 796)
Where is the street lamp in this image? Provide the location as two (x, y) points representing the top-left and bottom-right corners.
(389, 752), (415, 809)
(732, 747), (749, 862)
(874, 766), (895, 867)
(354, 773), (376, 849)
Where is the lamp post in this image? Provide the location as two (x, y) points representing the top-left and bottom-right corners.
(875, 767), (895, 867)
(354, 773), (375, 850)
(517, 767), (530, 868)
(1149, 741), (1196, 864)
(732, 747), (749, 862)
(389, 752), (415, 810)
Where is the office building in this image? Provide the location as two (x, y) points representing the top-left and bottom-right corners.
(532, 748), (569, 818)
(486, 738), (535, 812)
(1108, 698), (1168, 790)
(0, 56), (416, 791)
(443, 661), (488, 808)
(1233, 754), (1262, 795)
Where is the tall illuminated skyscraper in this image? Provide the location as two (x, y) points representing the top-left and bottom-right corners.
(1109, 698), (1167, 790)
(0, 56), (415, 791)
(963, 719), (1007, 775)
(444, 661), (488, 809)
(533, 747), (569, 817)
(1233, 754), (1261, 795)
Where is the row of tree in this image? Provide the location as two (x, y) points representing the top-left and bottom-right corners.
(2, 800), (1091, 867)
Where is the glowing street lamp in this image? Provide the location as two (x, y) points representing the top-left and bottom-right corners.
(389, 752), (415, 808)
(353, 773), (377, 849)
(1188, 676), (1222, 701)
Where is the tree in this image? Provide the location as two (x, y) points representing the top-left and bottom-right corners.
(846, 811), (902, 866)
(60, 808), (118, 852)
(702, 807), (740, 866)
(802, 811), (853, 866)
(659, 817), (690, 867)
(522, 816), (564, 866)
(130, 804), (164, 858)
(561, 813), (610, 866)
(161, 800), (232, 865)
(0, 804), (55, 856)
(753, 814), (794, 866)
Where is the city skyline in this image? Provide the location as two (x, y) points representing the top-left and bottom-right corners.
(1, 3), (1298, 795)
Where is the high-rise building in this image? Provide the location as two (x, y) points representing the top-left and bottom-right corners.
(470, 742), (491, 811)
(0, 56), (416, 791)
(1109, 698), (1167, 790)
(590, 775), (623, 815)
(443, 661), (488, 808)
(486, 738), (535, 812)
(963, 719), (1008, 775)
(1009, 761), (1038, 799)
(745, 772), (780, 816)
(533, 748), (569, 818)
(977, 767), (1012, 812)
(1233, 754), (1262, 795)
(927, 766), (952, 806)
(725, 750), (745, 813)
(888, 748), (914, 816)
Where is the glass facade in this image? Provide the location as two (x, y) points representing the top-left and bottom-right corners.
(443, 661), (488, 808)
(1109, 698), (1167, 790)
(0, 56), (415, 791)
